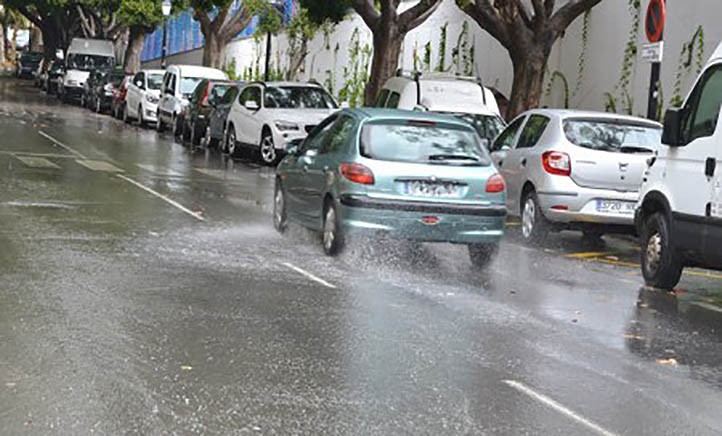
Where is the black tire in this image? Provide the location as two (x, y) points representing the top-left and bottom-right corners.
(156, 111), (164, 133)
(259, 130), (278, 165)
(203, 125), (216, 149)
(173, 115), (183, 138)
(322, 201), (344, 256)
(190, 121), (201, 146)
(520, 190), (549, 243)
(468, 243), (499, 269)
(641, 212), (683, 290)
(273, 182), (288, 234)
(226, 127), (238, 156)
(80, 93), (86, 108)
(122, 104), (130, 123)
(94, 97), (101, 113)
(138, 106), (146, 127)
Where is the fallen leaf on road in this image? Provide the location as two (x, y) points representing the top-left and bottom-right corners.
(5, 382), (16, 388)
(656, 358), (678, 366)
(180, 365), (193, 371)
(622, 334), (645, 340)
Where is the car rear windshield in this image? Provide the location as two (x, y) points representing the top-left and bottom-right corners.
(563, 118), (661, 153)
(211, 83), (231, 98)
(264, 86), (337, 109)
(21, 53), (42, 63)
(360, 120), (491, 166)
(147, 74), (163, 90)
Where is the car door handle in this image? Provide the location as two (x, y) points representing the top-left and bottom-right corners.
(705, 157), (716, 177)
(520, 158), (527, 167)
(497, 160), (504, 167)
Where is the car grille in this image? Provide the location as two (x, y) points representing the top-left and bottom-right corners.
(304, 125), (317, 134)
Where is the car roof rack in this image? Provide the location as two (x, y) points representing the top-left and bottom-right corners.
(394, 69), (487, 106)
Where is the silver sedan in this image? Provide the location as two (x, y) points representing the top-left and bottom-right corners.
(490, 109), (662, 242)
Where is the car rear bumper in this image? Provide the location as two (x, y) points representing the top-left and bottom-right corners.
(537, 187), (639, 226)
(338, 195), (506, 244)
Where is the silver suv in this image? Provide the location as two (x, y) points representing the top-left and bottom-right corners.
(490, 109), (661, 242)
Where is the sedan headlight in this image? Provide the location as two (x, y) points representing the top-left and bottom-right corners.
(275, 121), (300, 131)
(146, 94), (159, 104)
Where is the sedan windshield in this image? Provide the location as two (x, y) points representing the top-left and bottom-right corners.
(264, 86), (337, 109)
(563, 118), (661, 153)
(361, 120), (491, 166)
(147, 74), (163, 90)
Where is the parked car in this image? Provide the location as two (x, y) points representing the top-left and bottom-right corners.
(45, 61), (65, 94)
(181, 79), (238, 145)
(16, 51), (43, 79)
(85, 69), (127, 114)
(273, 108), (507, 265)
(113, 75), (133, 120)
(225, 81), (339, 164)
(58, 38), (115, 104)
(124, 69), (164, 127)
(157, 65), (228, 135)
(636, 41), (722, 290)
(202, 84), (242, 148)
(490, 109), (662, 242)
(377, 71), (506, 146)
(81, 69), (108, 109)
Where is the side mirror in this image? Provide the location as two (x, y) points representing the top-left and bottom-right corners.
(662, 108), (683, 147)
(244, 100), (260, 111)
(135, 80), (143, 88)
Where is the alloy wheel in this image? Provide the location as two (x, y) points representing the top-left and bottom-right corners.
(522, 197), (536, 239)
(202, 125), (212, 148)
(227, 129), (236, 155)
(645, 232), (663, 276)
(260, 135), (276, 165)
(274, 186), (287, 233)
(323, 207), (336, 252)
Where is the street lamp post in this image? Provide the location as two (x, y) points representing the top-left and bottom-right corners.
(161, 0), (172, 69)
(264, 0), (285, 81)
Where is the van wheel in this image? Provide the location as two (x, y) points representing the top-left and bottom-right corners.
(138, 106), (146, 127)
(521, 190), (548, 243)
(468, 243), (498, 269)
(322, 201), (344, 256)
(641, 212), (683, 290)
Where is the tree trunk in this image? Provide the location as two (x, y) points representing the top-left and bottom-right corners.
(285, 39), (308, 81)
(124, 25), (146, 74)
(0, 23), (6, 63)
(30, 26), (43, 52)
(506, 49), (549, 120)
(41, 24), (60, 64)
(365, 26), (403, 106)
(202, 30), (224, 69)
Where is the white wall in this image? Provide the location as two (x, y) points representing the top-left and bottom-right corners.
(155, 0), (722, 117)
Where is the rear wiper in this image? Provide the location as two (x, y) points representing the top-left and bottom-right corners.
(620, 145), (653, 154)
(428, 154), (480, 162)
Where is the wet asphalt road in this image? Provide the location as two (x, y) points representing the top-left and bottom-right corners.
(1, 77), (722, 435)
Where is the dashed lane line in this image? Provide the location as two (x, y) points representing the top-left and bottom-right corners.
(117, 174), (205, 221)
(75, 159), (124, 173)
(136, 163), (183, 177)
(502, 380), (618, 436)
(14, 156), (60, 169)
(281, 262), (337, 289)
(38, 131), (87, 159)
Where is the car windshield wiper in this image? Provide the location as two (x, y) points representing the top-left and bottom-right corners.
(428, 154), (480, 162)
(620, 145), (654, 154)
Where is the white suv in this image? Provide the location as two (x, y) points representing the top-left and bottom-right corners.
(157, 65), (228, 134)
(124, 69), (164, 126)
(636, 41), (722, 289)
(224, 82), (339, 165)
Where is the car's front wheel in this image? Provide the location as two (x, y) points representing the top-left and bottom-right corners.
(521, 190), (549, 244)
(468, 243), (499, 269)
(273, 182), (288, 234)
(226, 127), (238, 156)
(156, 111), (164, 132)
(641, 212), (683, 290)
(259, 131), (277, 165)
(322, 201), (344, 256)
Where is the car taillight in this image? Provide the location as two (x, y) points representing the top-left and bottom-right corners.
(542, 151), (571, 176)
(201, 84), (210, 107)
(486, 173), (506, 193)
(340, 163), (375, 185)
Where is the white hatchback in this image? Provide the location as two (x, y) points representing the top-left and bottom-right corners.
(224, 82), (339, 165)
(124, 69), (164, 126)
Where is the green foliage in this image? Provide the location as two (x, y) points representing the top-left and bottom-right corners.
(224, 57), (241, 80)
(116, 0), (168, 28)
(423, 41), (432, 72)
(451, 21), (474, 76)
(545, 70), (570, 109)
(299, 0), (350, 25)
(604, 0), (640, 114)
(338, 28), (371, 107)
(435, 22), (448, 72)
(572, 10), (590, 100)
(670, 25), (705, 108)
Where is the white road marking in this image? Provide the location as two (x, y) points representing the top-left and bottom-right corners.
(15, 156), (60, 169)
(281, 262), (337, 289)
(136, 164), (183, 177)
(38, 131), (87, 159)
(116, 175), (205, 221)
(76, 159), (124, 173)
(502, 380), (617, 436)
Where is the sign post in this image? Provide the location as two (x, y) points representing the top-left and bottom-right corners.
(645, 0), (666, 120)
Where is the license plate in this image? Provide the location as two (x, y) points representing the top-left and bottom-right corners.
(404, 181), (460, 197)
(596, 199), (635, 215)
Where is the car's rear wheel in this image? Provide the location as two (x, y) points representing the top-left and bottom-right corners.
(156, 111), (164, 132)
(94, 97), (101, 113)
(190, 121), (201, 146)
(521, 190), (549, 244)
(322, 201), (344, 256)
(203, 125), (216, 149)
(259, 131), (277, 165)
(273, 182), (288, 234)
(468, 243), (499, 269)
(138, 105), (146, 127)
(641, 212), (683, 290)
(122, 104), (130, 123)
(226, 127), (237, 156)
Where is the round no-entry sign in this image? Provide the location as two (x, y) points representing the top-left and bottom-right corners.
(645, 0), (666, 43)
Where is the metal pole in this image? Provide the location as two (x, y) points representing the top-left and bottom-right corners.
(647, 62), (661, 120)
(161, 20), (168, 69)
(264, 30), (272, 81)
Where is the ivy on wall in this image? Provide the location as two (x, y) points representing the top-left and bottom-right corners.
(670, 25), (705, 107)
(338, 28), (372, 107)
(604, 0), (641, 114)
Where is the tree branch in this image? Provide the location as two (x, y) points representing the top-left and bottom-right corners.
(457, 0), (512, 49)
(16, 6), (43, 29)
(349, 0), (380, 30)
(551, 0), (601, 33)
(220, 5), (253, 41)
(399, 0), (443, 33)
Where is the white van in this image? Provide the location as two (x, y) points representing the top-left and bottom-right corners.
(157, 65), (228, 134)
(636, 41), (722, 289)
(376, 72), (505, 146)
(58, 38), (115, 103)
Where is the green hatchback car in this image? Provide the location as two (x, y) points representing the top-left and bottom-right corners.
(274, 108), (507, 267)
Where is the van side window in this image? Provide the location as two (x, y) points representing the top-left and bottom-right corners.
(386, 92), (401, 109)
(684, 65), (722, 143)
(375, 90), (390, 108)
(491, 117), (525, 151)
(517, 115), (550, 149)
(168, 74), (176, 94)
